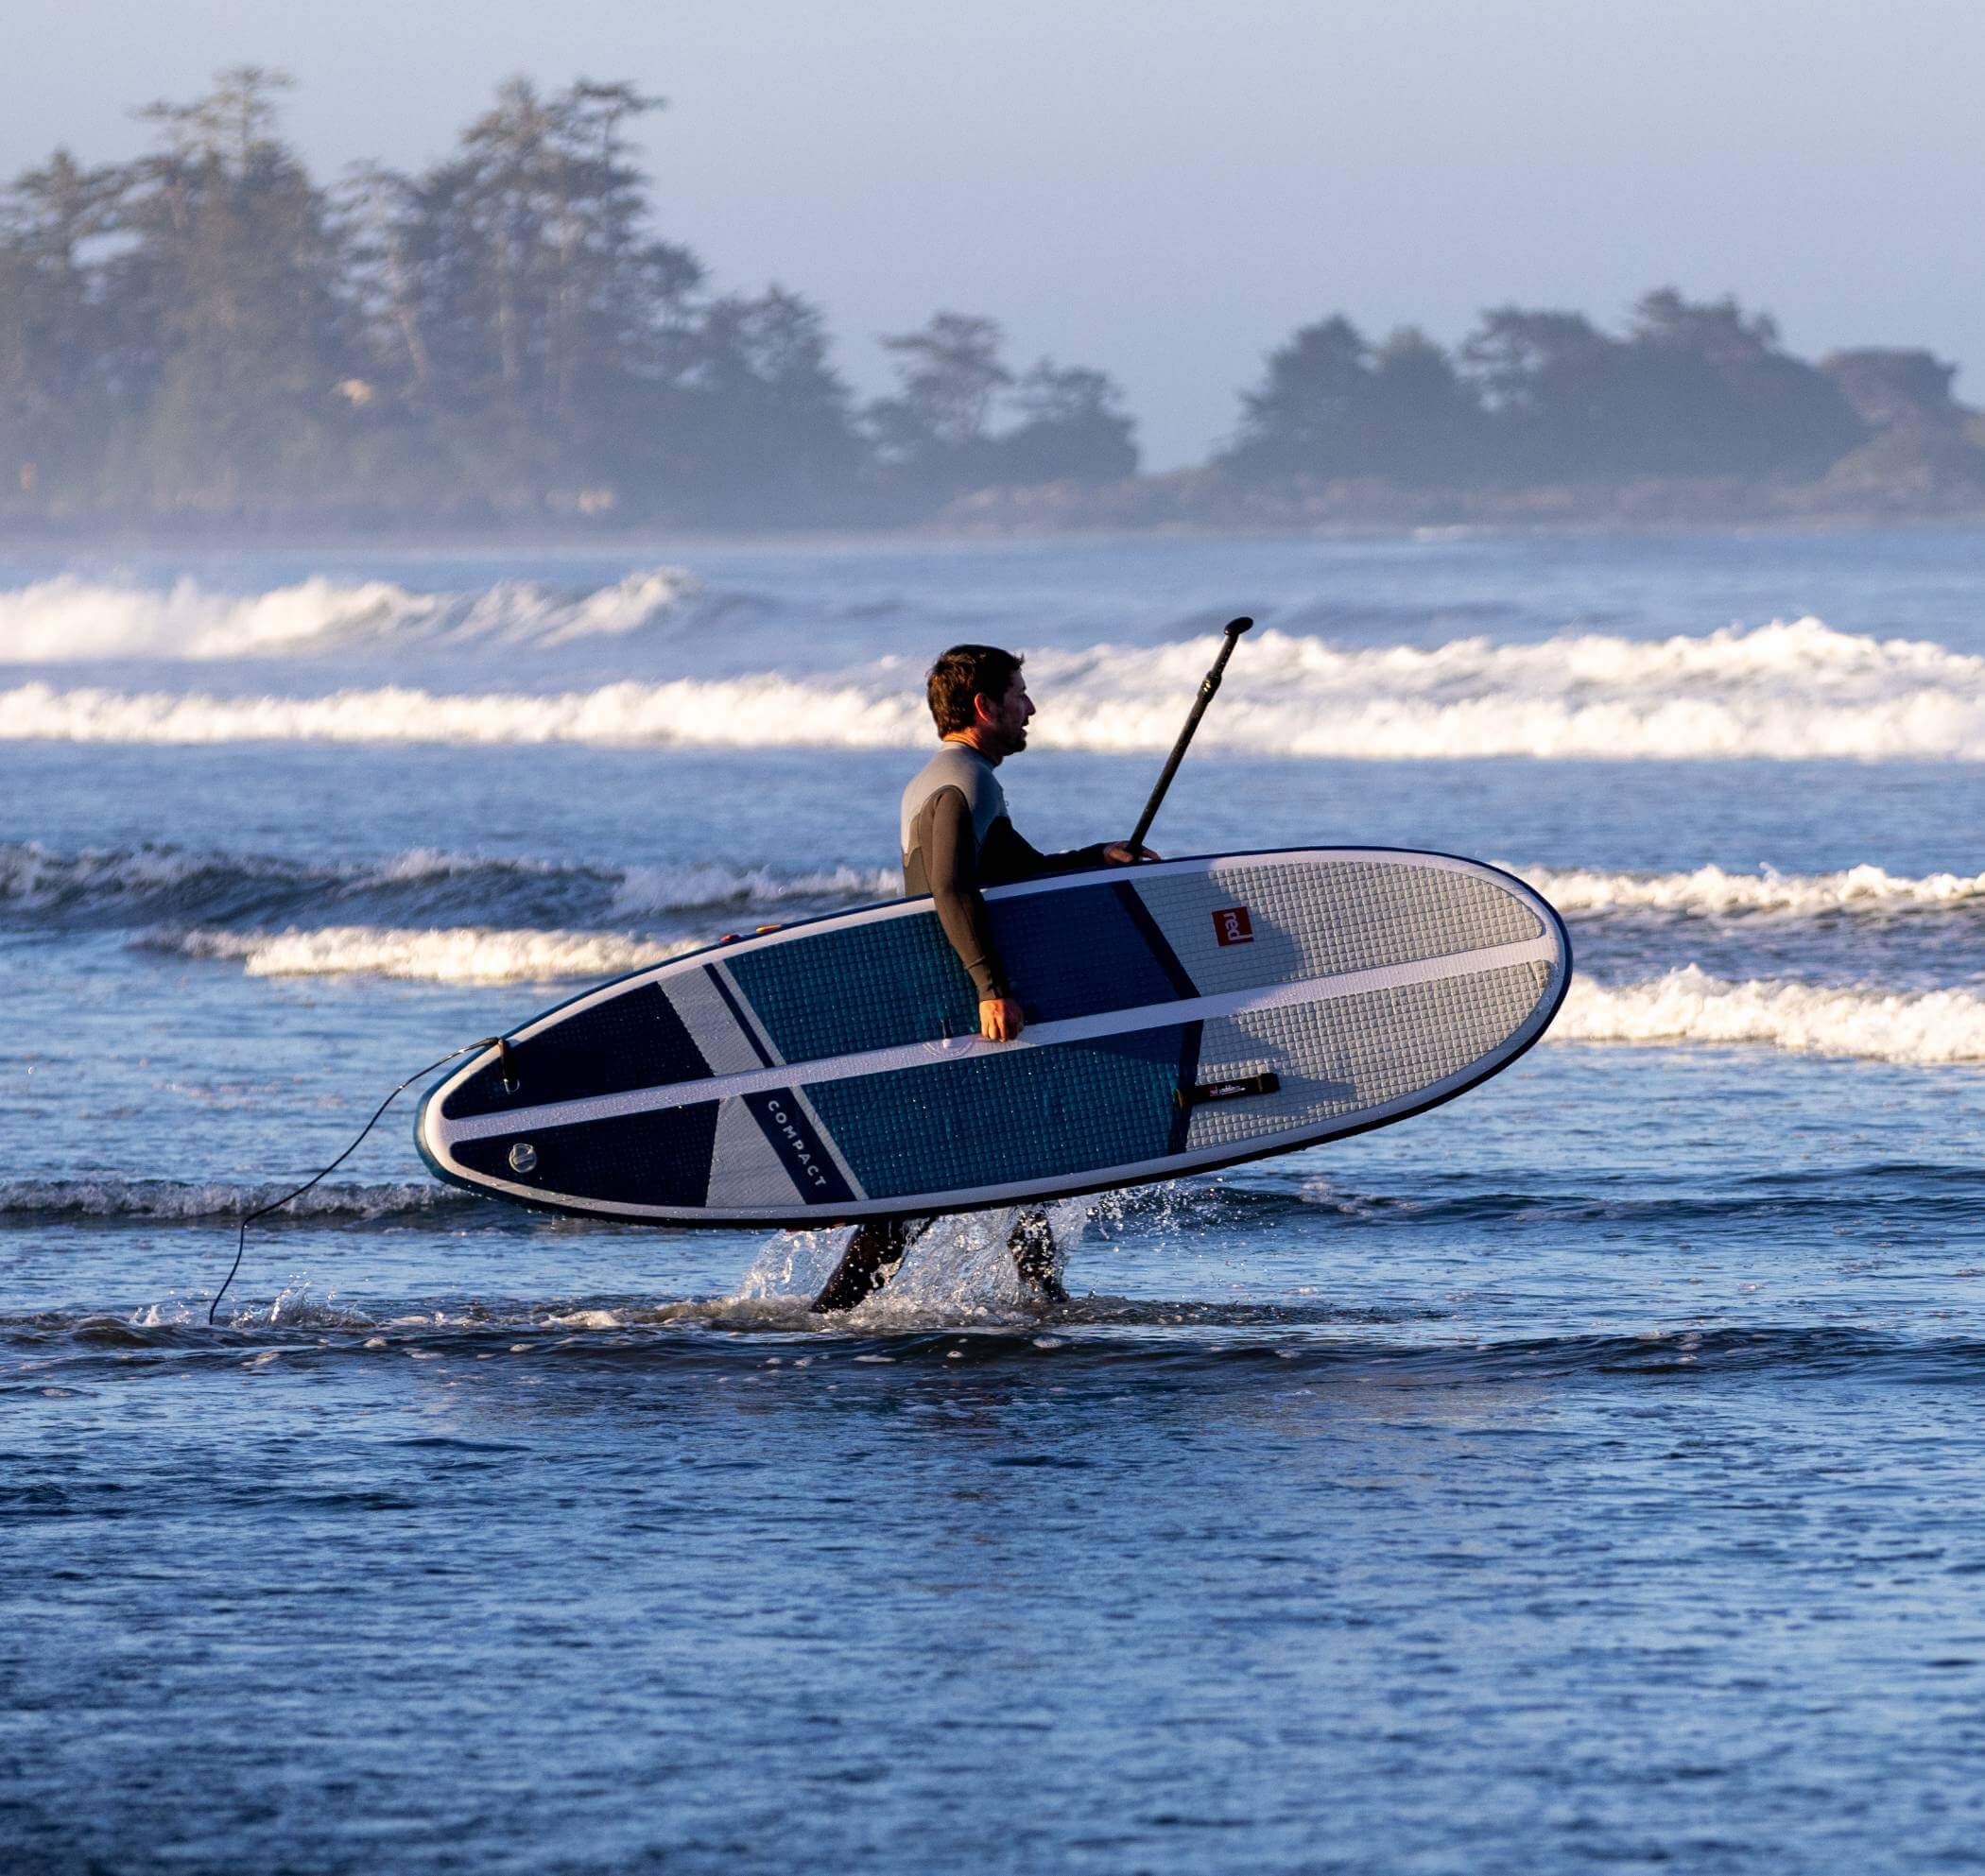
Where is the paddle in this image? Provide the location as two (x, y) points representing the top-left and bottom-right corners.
(1127, 616), (1253, 852)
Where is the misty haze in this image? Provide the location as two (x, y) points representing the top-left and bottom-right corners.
(4, 68), (1983, 535)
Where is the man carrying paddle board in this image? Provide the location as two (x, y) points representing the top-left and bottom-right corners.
(809, 644), (1156, 1312)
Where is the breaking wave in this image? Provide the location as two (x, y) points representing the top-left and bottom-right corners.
(1516, 862), (1985, 918)
(7, 616), (1985, 757)
(3, 839), (893, 927)
(150, 924), (703, 984)
(26, 840), (1985, 938)
(609, 861), (895, 917)
(3, 837), (328, 910)
(0, 1178), (473, 1222)
(0, 567), (706, 662)
(15, 1310), (1985, 1387)
(0, 672), (917, 747)
(20, 838), (1985, 938)
(1556, 968), (1985, 1064)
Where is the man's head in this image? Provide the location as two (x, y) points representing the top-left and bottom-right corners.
(926, 644), (1035, 760)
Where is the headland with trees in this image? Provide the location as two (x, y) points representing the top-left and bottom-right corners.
(3, 69), (1983, 537)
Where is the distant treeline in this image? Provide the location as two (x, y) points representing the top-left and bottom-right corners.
(3, 68), (1983, 533)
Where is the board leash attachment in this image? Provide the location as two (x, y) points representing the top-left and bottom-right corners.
(207, 1036), (501, 1326)
(1128, 616), (1252, 852)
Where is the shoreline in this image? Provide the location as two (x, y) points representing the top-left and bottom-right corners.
(7, 507), (1985, 557)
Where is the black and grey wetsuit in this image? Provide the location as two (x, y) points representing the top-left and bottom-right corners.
(899, 741), (1110, 1001)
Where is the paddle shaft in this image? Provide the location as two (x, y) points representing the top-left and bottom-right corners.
(1127, 616), (1253, 851)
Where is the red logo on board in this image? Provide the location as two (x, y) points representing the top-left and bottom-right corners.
(1212, 905), (1253, 946)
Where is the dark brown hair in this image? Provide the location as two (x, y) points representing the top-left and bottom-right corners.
(926, 644), (1024, 735)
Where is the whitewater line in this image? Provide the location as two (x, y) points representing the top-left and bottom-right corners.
(151, 924), (707, 985)
(13, 615), (1985, 757)
(1512, 862), (1985, 916)
(1555, 969), (1985, 1064)
(0, 568), (705, 662)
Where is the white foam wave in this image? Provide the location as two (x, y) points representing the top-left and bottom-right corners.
(0, 1178), (466, 1220)
(1519, 863), (1985, 917)
(1019, 617), (1985, 760)
(159, 924), (701, 983)
(0, 672), (916, 747)
(9, 617), (1985, 758)
(0, 568), (701, 662)
(1555, 968), (1985, 1063)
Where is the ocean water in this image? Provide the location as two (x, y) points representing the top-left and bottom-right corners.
(9, 528), (1985, 1873)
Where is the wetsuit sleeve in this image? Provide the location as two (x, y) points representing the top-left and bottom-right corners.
(978, 818), (1113, 887)
(923, 786), (1011, 1001)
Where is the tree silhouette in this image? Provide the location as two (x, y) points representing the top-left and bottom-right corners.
(867, 314), (1136, 502)
(0, 148), (124, 505)
(1226, 316), (1374, 478)
(114, 67), (359, 513)
(666, 285), (863, 522)
(997, 359), (1137, 483)
(0, 68), (1969, 528)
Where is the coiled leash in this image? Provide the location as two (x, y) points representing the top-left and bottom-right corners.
(208, 1036), (508, 1325)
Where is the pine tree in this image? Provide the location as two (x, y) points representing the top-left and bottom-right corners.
(112, 67), (361, 514)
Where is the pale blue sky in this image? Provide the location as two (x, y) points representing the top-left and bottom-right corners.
(13, 0), (1983, 467)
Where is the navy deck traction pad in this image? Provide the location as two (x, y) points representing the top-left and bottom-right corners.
(440, 883), (1187, 1121)
(440, 983), (711, 1122)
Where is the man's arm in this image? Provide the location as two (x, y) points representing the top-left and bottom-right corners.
(979, 819), (1152, 886)
(922, 786), (1011, 1006)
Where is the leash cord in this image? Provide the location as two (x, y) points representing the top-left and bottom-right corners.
(208, 1037), (497, 1326)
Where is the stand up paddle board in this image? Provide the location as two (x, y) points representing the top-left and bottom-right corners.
(417, 849), (1570, 1226)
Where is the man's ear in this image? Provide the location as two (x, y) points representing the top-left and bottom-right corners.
(972, 691), (999, 728)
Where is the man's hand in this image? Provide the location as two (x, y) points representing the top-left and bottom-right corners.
(1102, 842), (1160, 865)
(979, 995), (1025, 1041)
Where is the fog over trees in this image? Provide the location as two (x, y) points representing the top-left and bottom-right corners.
(2, 69), (1981, 532)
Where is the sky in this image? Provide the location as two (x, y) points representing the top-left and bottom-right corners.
(11, 0), (1984, 469)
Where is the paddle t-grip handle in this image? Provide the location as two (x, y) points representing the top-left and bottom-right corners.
(1127, 616), (1253, 852)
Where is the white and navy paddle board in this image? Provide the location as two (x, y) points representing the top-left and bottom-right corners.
(417, 849), (1571, 1226)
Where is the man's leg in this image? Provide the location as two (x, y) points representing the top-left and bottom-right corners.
(810, 1217), (922, 1314)
(1008, 1209), (1069, 1305)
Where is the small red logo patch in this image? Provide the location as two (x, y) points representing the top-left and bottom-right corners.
(1212, 905), (1253, 946)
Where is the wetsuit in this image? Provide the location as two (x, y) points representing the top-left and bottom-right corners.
(808, 741), (1109, 1312)
(899, 742), (1112, 998)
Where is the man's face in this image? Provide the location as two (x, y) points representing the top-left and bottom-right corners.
(980, 670), (1036, 757)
